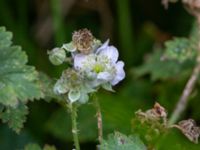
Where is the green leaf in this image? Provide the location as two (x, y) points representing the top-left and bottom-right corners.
(0, 27), (44, 132)
(0, 103), (28, 133)
(100, 132), (146, 150)
(134, 50), (194, 81)
(0, 27), (43, 107)
(24, 143), (42, 150)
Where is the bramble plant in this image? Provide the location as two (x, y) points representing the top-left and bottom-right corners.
(1, 0), (200, 150)
(48, 28), (125, 149)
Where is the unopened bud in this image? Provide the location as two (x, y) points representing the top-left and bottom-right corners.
(48, 48), (66, 65)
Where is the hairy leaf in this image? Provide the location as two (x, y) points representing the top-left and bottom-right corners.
(0, 27), (44, 132)
(0, 27), (43, 107)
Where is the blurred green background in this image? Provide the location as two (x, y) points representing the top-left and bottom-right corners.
(0, 0), (199, 149)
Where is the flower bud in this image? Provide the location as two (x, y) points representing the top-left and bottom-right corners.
(48, 48), (66, 65)
(53, 79), (68, 95)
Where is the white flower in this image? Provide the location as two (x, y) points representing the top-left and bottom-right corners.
(73, 40), (125, 87)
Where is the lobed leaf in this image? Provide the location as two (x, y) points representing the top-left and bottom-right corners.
(0, 27), (43, 132)
(0, 27), (43, 107)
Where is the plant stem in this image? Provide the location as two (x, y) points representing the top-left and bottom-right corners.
(70, 104), (80, 150)
(93, 95), (103, 146)
(169, 17), (200, 125)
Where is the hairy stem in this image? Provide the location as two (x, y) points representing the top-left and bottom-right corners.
(169, 17), (200, 125)
(70, 104), (80, 150)
(93, 95), (103, 146)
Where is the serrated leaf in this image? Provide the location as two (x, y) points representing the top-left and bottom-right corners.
(100, 132), (146, 150)
(0, 103), (28, 133)
(0, 27), (43, 107)
(24, 143), (42, 150)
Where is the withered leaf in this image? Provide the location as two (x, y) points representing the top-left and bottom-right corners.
(175, 119), (200, 144)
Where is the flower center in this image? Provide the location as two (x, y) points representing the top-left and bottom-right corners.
(93, 64), (104, 73)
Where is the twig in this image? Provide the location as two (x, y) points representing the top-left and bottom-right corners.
(169, 15), (200, 125)
(69, 103), (80, 150)
(169, 61), (200, 125)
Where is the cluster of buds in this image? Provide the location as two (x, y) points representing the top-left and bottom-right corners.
(48, 29), (125, 103)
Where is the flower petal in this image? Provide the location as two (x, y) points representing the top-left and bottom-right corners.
(96, 39), (109, 53)
(74, 54), (88, 69)
(99, 46), (119, 63)
(97, 72), (113, 81)
(111, 61), (125, 85)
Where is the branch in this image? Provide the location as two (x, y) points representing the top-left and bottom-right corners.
(169, 2), (200, 124)
(169, 58), (200, 125)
